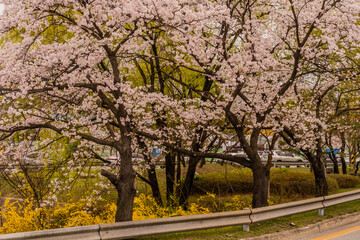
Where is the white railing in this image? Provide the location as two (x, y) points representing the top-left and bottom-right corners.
(1, 189), (360, 240)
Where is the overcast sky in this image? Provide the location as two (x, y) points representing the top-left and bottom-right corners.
(0, 4), (4, 15)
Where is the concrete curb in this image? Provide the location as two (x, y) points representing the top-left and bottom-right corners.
(243, 211), (360, 240)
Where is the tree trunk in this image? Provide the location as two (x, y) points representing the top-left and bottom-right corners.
(313, 164), (328, 197)
(340, 156), (347, 175)
(179, 156), (200, 208)
(101, 167), (136, 222)
(329, 153), (339, 174)
(176, 152), (182, 186)
(199, 157), (206, 168)
(304, 152), (328, 197)
(114, 178), (136, 222)
(135, 136), (162, 205)
(340, 132), (347, 174)
(147, 164), (162, 206)
(355, 162), (360, 176)
(101, 136), (136, 222)
(251, 164), (270, 208)
(333, 162), (339, 174)
(165, 150), (176, 202)
(240, 128), (271, 208)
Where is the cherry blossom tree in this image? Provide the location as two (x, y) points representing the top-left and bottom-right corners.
(144, 0), (360, 206)
(1, 0), (360, 221)
(279, 75), (360, 194)
(0, 0), (235, 221)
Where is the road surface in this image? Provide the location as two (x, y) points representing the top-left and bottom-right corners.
(298, 221), (360, 240)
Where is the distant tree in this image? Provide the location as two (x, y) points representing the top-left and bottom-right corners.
(139, 0), (360, 205)
(279, 71), (360, 195)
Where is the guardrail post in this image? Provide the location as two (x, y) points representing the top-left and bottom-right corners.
(243, 224), (250, 232)
(242, 207), (251, 231)
(318, 208), (324, 216)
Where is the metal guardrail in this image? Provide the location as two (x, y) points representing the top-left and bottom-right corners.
(266, 160), (347, 168)
(217, 160), (310, 168)
(0, 160), (344, 171)
(0, 225), (101, 240)
(1, 189), (360, 240)
(270, 161), (310, 168)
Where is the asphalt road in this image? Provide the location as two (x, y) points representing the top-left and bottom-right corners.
(299, 221), (360, 240)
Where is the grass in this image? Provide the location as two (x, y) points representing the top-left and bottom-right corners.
(141, 199), (360, 240)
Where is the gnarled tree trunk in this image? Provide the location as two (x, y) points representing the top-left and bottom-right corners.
(251, 164), (270, 208)
(313, 165), (328, 197)
(306, 153), (328, 197)
(101, 135), (136, 222)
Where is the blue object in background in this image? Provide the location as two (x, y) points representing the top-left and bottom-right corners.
(152, 147), (162, 157)
(326, 149), (339, 154)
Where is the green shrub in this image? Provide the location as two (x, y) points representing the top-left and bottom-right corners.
(327, 177), (340, 192)
(192, 169), (253, 194)
(328, 174), (360, 188)
(270, 171), (339, 197)
(192, 169), (340, 197)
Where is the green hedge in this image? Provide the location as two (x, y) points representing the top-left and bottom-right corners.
(328, 174), (360, 188)
(192, 170), (360, 197)
(192, 170), (253, 194)
(270, 171), (338, 197)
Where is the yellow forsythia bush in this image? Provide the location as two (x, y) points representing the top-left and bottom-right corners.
(0, 199), (116, 234)
(133, 194), (211, 220)
(0, 200), (44, 234)
(0, 194), (245, 234)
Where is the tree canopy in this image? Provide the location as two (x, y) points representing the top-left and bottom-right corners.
(0, 0), (360, 221)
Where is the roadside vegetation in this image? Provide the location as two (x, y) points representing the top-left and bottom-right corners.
(0, 0), (360, 236)
(1, 164), (359, 234)
(141, 199), (360, 240)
